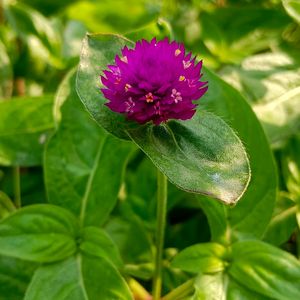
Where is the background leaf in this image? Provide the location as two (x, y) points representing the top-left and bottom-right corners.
(45, 72), (134, 226)
(0, 40), (13, 100)
(65, 0), (161, 33)
(4, 1), (62, 68)
(221, 52), (300, 147)
(283, 0), (300, 24)
(197, 68), (277, 241)
(0, 95), (54, 166)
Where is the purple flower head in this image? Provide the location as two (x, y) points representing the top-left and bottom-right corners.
(101, 38), (208, 125)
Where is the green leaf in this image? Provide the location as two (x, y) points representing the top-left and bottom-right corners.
(79, 226), (122, 268)
(66, 0), (161, 33)
(229, 240), (300, 300)
(76, 33), (137, 139)
(127, 111), (250, 205)
(192, 273), (270, 300)
(4, 2), (62, 68)
(263, 193), (297, 246)
(125, 19), (172, 41)
(282, 135), (300, 197)
(24, 254), (133, 300)
(221, 52), (300, 147)
(171, 243), (227, 274)
(0, 204), (78, 262)
(0, 95), (54, 166)
(197, 68), (277, 241)
(198, 7), (289, 63)
(0, 255), (37, 300)
(0, 40), (13, 100)
(283, 0), (300, 24)
(105, 203), (153, 265)
(45, 71), (134, 226)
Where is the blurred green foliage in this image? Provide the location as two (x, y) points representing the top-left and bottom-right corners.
(1, 0), (300, 299)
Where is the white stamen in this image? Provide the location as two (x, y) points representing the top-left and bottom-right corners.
(171, 89), (182, 104)
(125, 97), (135, 113)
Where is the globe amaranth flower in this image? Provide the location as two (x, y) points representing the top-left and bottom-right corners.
(100, 38), (208, 125)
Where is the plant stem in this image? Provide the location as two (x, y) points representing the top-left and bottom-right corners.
(153, 170), (168, 300)
(162, 279), (195, 300)
(13, 167), (21, 208)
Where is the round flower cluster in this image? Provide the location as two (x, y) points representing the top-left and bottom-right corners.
(101, 38), (208, 125)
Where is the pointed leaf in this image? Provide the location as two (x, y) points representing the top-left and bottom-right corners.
(127, 111), (250, 204)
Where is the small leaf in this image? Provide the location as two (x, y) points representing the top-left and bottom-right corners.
(0, 95), (54, 166)
(229, 240), (300, 300)
(127, 111), (250, 205)
(45, 71), (134, 226)
(25, 255), (133, 300)
(0, 204), (78, 262)
(80, 226), (122, 267)
(171, 243), (227, 274)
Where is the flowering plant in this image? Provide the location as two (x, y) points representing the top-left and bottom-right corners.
(76, 34), (251, 299)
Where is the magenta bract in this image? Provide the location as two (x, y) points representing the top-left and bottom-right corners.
(101, 38), (208, 125)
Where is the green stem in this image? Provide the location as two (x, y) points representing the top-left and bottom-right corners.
(153, 170), (168, 300)
(13, 167), (21, 208)
(162, 279), (195, 300)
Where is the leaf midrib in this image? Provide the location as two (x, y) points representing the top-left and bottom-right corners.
(76, 254), (89, 300)
(79, 135), (108, 225)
